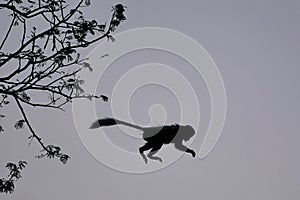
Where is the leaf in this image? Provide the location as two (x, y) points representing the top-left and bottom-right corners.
(28, 0), (36, 4)
(19, 92), (31, 102)
(65, 35), (73, 40)
(82, 62), (93, 72)
(98, 24), (106, 31)
(59, 154), (70, 164)
(114, 4), (125, 14)
(74, 85), (84, 93)
(91, 20), (97, 26)
(10, 170), (21, 179)
(18, 161), (27, 170)
(6, 163), (17, 171)
(14, 119), (25, 130)
(107, 35), (116, 42)
(15, 0), (23, 4)
(85, 0), (91, 6)
(115, 13), (126, 21)
(77, 79), (85, 85)
(100, 54), (109, 59)
(111, 19), (120, 27)
(1, 180), (14, 193)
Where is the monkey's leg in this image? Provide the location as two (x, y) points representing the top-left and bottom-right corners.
(175, 143), (196, 157)
(139, 143), (152, 164)
(147, 145), (163, 163)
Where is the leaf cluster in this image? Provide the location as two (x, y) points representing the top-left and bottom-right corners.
(0, 161), (27, 194)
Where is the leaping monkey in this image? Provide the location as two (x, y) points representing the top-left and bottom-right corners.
(90, 118), (196, 163)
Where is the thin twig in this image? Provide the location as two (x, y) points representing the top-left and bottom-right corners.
(14, 96), (50, 153)
(0, 14), (16, 50)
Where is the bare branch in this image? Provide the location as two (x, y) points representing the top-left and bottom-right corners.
(14, 96), (49, 151)
(0, 14), (16, 50)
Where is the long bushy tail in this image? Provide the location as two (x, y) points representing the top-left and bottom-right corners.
(90, 118), (143, 130)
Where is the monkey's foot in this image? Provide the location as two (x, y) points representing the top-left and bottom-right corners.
(143, 158), (148, 164)
(140, 154), (148, 164)
(148, 156), (163, 163)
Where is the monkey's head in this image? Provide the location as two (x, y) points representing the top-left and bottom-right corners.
(180, 125), (195, 142)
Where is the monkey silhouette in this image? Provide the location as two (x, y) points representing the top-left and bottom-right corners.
(90, 118), (196, 163)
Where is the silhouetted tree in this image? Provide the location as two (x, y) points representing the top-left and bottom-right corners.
(0, 0), (126, 193)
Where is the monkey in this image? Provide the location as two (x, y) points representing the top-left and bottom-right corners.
(90, 118), (196, 163)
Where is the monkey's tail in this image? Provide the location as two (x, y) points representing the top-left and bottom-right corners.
(90, 118), (144, 130)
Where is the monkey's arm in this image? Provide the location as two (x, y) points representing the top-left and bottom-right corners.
(174, 142), (196, 157)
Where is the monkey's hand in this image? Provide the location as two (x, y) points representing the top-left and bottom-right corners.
(100, 95), (108, 102)
(187, 149), (196, 158)
(157, 157), (163, 162)
(191, 150), (196, 157)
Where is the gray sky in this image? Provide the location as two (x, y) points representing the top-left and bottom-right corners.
(1, 0), (300, 199)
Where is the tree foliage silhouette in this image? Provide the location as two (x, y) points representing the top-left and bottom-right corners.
(0, 0), (126, 193)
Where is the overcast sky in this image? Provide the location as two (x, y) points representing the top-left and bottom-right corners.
(1, 0), (300, 199)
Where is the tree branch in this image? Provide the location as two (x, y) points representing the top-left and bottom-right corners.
(0, 14), (16, 50)
(14, 96), (49, 152)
